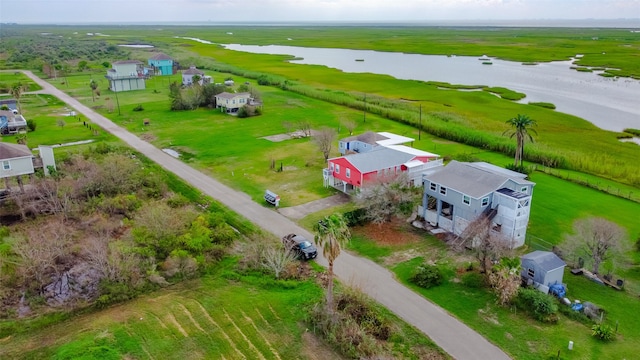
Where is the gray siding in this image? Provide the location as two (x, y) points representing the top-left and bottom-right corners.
(0, 156), (34, 178)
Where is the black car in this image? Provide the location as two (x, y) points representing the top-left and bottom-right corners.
(282, 234), (318, 260)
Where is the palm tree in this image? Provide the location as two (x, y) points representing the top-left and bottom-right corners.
(314, 213), (351, 313)
(89, 79), (98, 102)
(503, 114), (537, 168)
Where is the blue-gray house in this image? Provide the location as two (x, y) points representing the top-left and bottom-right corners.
(421, 161), (535, 247)
(148, 53), (174, 76)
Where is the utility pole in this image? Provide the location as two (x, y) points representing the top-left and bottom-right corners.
(363, 93), (366, 123)
(419, 104), (422, 140)
(113, 85), (121, 115)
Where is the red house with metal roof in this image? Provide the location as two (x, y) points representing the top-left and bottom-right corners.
(323, 143), (442, 194)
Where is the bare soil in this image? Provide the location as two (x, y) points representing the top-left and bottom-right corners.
(352, 217), (423, 246)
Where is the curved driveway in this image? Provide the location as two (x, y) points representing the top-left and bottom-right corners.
(22, 71), (510, 360)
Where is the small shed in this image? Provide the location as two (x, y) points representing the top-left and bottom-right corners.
(521, 251), (566, 292)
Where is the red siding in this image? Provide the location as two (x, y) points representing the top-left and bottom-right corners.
(328, 158), (363, 186)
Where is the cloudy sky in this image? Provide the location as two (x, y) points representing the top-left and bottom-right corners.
(1, 0), (639, 24)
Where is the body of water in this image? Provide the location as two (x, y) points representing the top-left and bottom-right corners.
(219, 43), (640, 132)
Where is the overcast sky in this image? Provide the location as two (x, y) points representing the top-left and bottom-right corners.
(1, 0), (639, 24)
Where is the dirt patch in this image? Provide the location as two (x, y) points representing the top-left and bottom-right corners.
(301, 330), (346, 360)
(383, 248), (421, 267)
(352, 218), (423, 246)
(140, 133), (157, 142)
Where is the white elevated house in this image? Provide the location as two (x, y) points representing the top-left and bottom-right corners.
(106, 60), (147, 92)
(214, 92), (254, 114)
(421, 161), (535, 247)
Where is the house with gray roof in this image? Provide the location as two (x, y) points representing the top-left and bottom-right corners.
(521, 251), (566, 293)
(421, 160), (535, 247)
(324, 143), (442, 194)
(148, 53), (175, 76)
(1, 143), (57, 190)
(182, 65), (211, 86)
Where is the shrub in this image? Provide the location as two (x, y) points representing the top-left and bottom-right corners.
(411, 264), (443, 289)
(515, 288), (558, 322)
(132, 104), (144, 112)
(237, 105), (249, 118)
(591, 323), (615, 341)
(342, 208), (368, 226)
(461, 272), (486, 288)
(26, 119), (37, 132)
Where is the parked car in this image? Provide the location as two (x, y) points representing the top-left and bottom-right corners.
(282, 233), (318, 260)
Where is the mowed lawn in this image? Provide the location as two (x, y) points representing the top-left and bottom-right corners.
(1, 270), (329, 360)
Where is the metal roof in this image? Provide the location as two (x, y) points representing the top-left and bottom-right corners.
(521, 251), (566, 272)
(424, 160), (533, 198)
(340, 147), (417, 174)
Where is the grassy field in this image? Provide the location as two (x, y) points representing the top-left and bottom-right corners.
(0, 259), (445, 360)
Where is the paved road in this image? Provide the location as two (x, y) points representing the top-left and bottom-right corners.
(22, 71), (511, 360)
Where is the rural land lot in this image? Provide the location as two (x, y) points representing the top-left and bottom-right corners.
(1, 25), (639, 360)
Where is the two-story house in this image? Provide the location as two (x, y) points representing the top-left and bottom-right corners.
(421, 161), (535, 247)
(106, 60), (147, 92)
(324, 145), (442, 194)
(148, 53), (175, 76)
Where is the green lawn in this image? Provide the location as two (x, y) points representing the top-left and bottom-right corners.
(392, 257), (640, 360)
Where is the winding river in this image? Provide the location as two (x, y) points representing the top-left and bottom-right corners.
(180, 37), (640, 133)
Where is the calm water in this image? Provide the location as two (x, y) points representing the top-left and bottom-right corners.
(220, 43), (640, 132)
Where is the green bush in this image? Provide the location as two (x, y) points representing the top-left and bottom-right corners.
(591, 323), (615, 341)
(26, 119), (37, 132)
(515, 288), (559, 322)
(461, 272), (486, 289)
(132, 104), (144, 112)
(410, 264), (443, 289)
(343, 208), (368, 226)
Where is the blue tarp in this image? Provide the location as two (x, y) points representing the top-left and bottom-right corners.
(549, 283), (566, 298)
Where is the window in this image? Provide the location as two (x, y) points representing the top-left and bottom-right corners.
(440, 186), (447, 195)
(1, 161), (9, 170)
(336, 164), (340, 174)
(430, 182), (437, 191)
(463, 195), (470, 205)
(481, 197), (489, 207)
(527, 268), (535, 278)
(521, 186), (528, 194)
(329, 163), (334, 172)
(346, 168), (351, 178)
